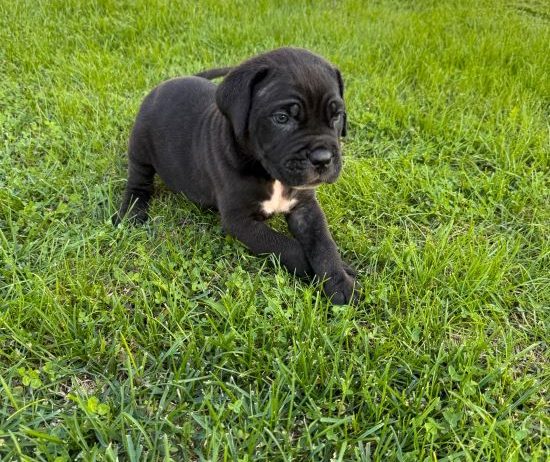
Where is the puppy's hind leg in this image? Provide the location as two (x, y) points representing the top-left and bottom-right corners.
(113, 157), (155, 225)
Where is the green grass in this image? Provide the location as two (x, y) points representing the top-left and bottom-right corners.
(1, 0), (549, 460)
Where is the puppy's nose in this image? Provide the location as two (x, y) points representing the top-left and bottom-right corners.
(308, 149), (333, 167)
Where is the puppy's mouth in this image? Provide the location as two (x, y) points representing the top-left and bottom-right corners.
(279, 156), (341, 188)
(276, 169), (340, 189)
(258, 144), (342, 188)
(292, 181), (322, 190)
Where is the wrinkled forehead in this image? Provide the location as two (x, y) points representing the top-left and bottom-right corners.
(254, 66), (341, 107)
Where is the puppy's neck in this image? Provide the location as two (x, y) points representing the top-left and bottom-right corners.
(222, 119), (272, 179)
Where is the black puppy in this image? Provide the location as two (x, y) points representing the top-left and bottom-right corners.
(115, 47), (359, 304)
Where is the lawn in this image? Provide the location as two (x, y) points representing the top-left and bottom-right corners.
(0, 0), (548, 460)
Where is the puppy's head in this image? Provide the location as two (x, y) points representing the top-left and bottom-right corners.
(216, 48), (347, 188)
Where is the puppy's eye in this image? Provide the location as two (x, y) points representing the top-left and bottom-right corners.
(273, 113), (289, 124)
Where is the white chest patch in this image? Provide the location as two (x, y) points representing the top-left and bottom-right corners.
(261, 180), (298, 215)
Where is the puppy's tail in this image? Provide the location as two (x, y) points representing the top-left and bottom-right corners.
(195, 66), (233, 80)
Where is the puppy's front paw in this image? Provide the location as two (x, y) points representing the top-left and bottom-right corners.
(112, 208), (149, 226)
(324, 271), (360, 305)
(342, 262), (357, 278)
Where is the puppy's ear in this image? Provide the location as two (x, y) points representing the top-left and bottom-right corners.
(216, 64), (269, 140)
(334, 68), (348, 137)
